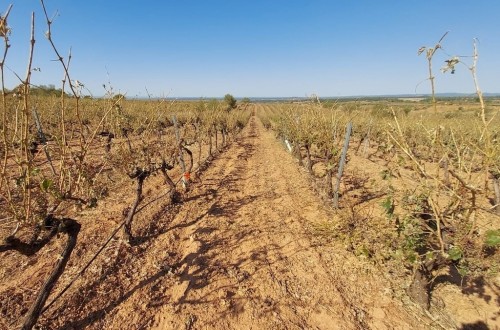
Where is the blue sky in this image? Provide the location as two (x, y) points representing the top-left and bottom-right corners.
(2, 1), (500, 98)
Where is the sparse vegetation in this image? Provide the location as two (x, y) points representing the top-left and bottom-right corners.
(0, 4), (251, 328)
(0, 4), (498, 330)
(255, 33), (499, 313)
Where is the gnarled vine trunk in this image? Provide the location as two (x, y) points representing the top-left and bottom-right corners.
(21, 218), (80, 330)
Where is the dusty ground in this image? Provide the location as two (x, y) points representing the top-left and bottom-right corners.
(149, 116), (423, 329)
(1, 113), (499, 329)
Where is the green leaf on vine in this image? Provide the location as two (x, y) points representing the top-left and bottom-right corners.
(40, 178), (53, 192)
(485, 230), (500, 247)
(448, 246), (463, 261)
(381, 196), (394, 216)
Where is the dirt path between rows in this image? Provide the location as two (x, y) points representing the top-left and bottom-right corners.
(29, 114), (445, 330)
(154, 115), (362, 329)
(87, 114), (430, 330)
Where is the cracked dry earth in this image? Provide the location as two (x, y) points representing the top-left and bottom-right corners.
(91, 115), (428, 330)
(30, 114), (440, 330)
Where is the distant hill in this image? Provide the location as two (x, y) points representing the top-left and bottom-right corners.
(129, 93), (500, 102)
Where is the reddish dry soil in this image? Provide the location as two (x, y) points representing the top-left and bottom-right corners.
(1, 114), (499, 329)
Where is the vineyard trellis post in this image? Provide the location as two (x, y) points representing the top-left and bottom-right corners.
(333, 122), (352, 208)
(172, 115), (190, 191)
(172, 116), (186, 172)
(32, 107), (56, 176)
(493, 175), (500, 214)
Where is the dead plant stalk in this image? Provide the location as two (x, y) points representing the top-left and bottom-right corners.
(0, 4), (13, 198)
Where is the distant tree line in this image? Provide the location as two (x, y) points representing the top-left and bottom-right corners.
(8, 84), (69, 97)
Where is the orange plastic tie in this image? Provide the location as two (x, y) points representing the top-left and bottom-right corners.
(183, 172), (191, 180)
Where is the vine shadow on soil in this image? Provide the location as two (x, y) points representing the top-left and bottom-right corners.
(47, 123), (263, 328)
(459, 320), (490, 330)
(432, 266), (500, 307)
(53, 265), (173, 329)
